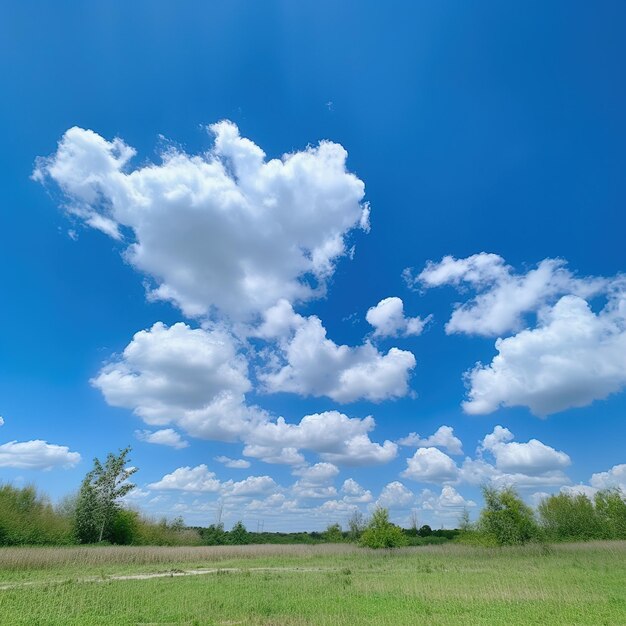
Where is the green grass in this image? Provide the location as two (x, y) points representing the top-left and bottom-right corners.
(1, 542), (625, 624)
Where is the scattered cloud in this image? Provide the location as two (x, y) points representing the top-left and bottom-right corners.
(366, 297), (431, 338)
(0, 440), (81, 470)
(398, 425), (463, 455)
(464, 293), (626, 416)
(401, 447), (459, 484)
(135, 428), (189, 449)
(375, 481), (415, 509)
(590, 463), (626, 492)
(214, 456), (251, 469)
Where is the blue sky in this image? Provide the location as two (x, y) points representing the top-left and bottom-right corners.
(1, 1), (626, 530)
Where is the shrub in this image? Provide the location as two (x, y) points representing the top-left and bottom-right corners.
(229, 521), (250, 545)
(360, 507), (407, 549)
(478, 486), (539, 545)
(538, 492), (601, 541)
(323, 523), (344, 543)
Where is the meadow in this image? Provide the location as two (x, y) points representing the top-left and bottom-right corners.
(1, 542), (625, 625)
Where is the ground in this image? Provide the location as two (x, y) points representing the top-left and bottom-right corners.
(1, 542), (625, 625)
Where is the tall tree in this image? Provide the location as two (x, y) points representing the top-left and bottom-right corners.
(74, 447), (138, 543)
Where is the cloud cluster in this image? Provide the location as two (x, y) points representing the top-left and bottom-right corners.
(398, 425), (463, 455)
(464, 293), (626, 416)
(257, 301), (416, 403)
(34, 122), (369, 321)
(135, 428), (189, 449)
(411, 253), (605, 337)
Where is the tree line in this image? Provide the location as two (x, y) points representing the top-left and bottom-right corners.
(1, 447), (625, 548)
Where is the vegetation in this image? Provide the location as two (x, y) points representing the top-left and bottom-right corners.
(360, 507), (407, 549)
(0, 543), (625, 624)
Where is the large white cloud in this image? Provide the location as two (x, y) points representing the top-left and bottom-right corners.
(258, 303), (416, 402)
(0, 440), (81, 470)
(375, 481), (415, 509)
(464, 293), (626, 416)
(92, 321), (262, 441)
(419, 486), (476, 514)
(398, 425), (463, 455)
(148, 465), (222, 492)
(401, 447), (459, 484)
(366, 297), (430, 338)
(479, 426), (570, 475)
(34, 122), (370, 320)
(410, 253), (605, 337)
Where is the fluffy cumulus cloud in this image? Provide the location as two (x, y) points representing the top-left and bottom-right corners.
(590, 464), (626, 492)
(463, 293), (626, 416)
(375, 481), (415, 509)
(366, 297), (430, 338)
(148, 465), (222, 492)
(419, 486), (476, 514)
(401, 447), (459, 484)
(410, 253), (605, 337)
(247, 411), (398, 467)
(34, 122), (370, 321)
(0, 440), (81, 470)
(398, 425), (463, 455)
(135, 428), (188, 449)
(479, 426), (570, 475)
(341, 478), (373, 503)
(92, 321), (261, 441)
(258, 302), (416, 403)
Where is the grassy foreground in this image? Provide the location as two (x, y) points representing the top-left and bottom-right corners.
(1, 542), (625, 625)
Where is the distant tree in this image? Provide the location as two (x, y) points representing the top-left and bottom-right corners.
(594, 489), (626, 539)
(458, 508), (472, 533)
(170, 516), (186, 532)
(407, 510), (419, 536)
(538, 492), (600, 541)
(478, 486), (538, 546)
(203, 523), (226, 545)
(74, 447), (138, 543)
(323, 523), (344, 543)
(418, 524), (432, 537)
(229, 520), (250, 545)
(347, 510), (366, 541)
(360, 507), (407, 549)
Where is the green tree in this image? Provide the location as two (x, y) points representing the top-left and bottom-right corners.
(323, 522), (344, 543)
(418, 524), (433, 537)
(538, 492), (600, 541)
(478, 486), (538, 546)
(229, 520), (250, 545)
(594, 488), (626, 539)
(203, 523), (226, 545)
(347, 510), (365, 542)
(360, 507), (407, 549)
(74, 447), (138, 543)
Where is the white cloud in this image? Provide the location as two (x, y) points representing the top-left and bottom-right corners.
(401, 447), (459, 484)
(35, 122), (369, 321)
(0, 440), (81, 470)
(135, 428), (189, 449)
(479, 426), (570, 475)
(419, 486), (476, 513)
(258, 306), (416, 403)
(590, 464), (626, 492)
(148, 465), (221, 492)
(560, 484), (599, 499)
(398, 425), (463, 455)
(375, 481), (415, 509)
(366, 297), (430, 338)
(214, 456), (251, 469)
(0, 416), (4, 426)
(242, 445), (305, 466)
(92, 321), (262, 441)
(464, 293), (626, 416)
(320, 434), (398, 466)
(411, 253), (605, 337)
(293, 462), (340, 484)
(223, 475), (278, 497)
(341, 478), (373, 503)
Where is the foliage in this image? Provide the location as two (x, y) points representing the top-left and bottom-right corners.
(0, 484), (73, 546)
(229, 521), (250, 545)
(202, 523), (227, 545)
(74, 447), (138, 544)
(360, 507), (407, 549)
(418, 524), (433, 537)
(347, 510), (366, 541)
(593, 489), (626, 539)
(478, 486), (539, 546)
(323, 523), (344, 543)
(538, 492), (601, 541)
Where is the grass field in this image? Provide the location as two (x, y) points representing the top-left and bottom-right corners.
(1, 542), (625, 625)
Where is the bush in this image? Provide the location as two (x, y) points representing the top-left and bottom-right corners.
(229, 521), (250, 545)
(360, 507), (407, 549)
(478, 486), (539, 546)
(538, 492), (601, 541)
(323, 523), (344, 543)
(0, 484), (73, 546)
